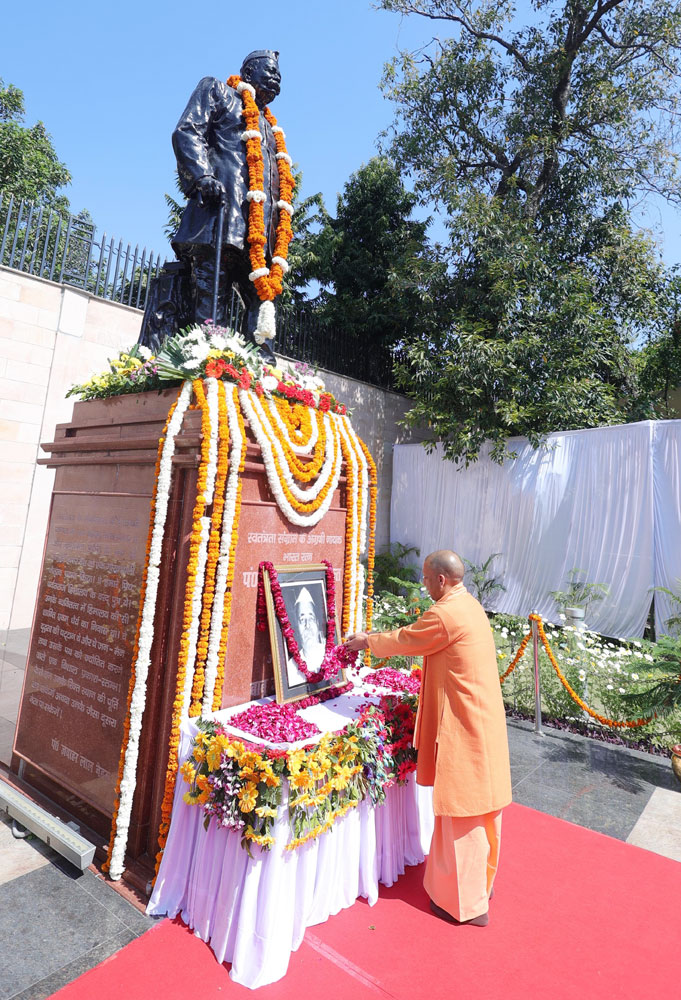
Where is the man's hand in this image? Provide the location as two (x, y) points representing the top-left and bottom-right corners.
(343, 632), (370, 651)
(195, 175), (227, 202)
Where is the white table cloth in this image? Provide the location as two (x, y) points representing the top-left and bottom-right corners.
(147, 685), (434, 989)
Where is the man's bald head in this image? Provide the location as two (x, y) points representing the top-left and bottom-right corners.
(425, 550), (465, 583)
(422, 550), (465, 601)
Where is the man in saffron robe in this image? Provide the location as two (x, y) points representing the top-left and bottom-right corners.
(344, 549), (512, 926)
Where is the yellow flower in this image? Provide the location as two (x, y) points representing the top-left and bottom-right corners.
(180, 761), (196, 784)
(287, 749), (306, 774)
(290, 771), (313, 790)
(206, 741), (224, 770)
(238, 782), (258, 812)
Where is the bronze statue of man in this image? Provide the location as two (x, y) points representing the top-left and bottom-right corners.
(161, 50), (283, 361)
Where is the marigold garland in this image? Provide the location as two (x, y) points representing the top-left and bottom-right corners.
(535, 618), (654, 729)
(191, 382), (231, 705)
(337, 421), (359, 636)
(273, 396), (315, 448)
(356, 433), (377, 655)
(225, 74), (295, 303)
(105, 378), (377, 880)
(261, 399), (327, 480)
(212, 384), (248, 711)
(243, 388), (342, 515)
(156, 380), (212, 866)
(499, 629), (532, 682)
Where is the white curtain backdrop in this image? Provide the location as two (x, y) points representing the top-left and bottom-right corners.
(390, 420), (681, 639)
(652, 421), (681, 637)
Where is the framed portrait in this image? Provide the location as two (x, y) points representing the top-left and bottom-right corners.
(261, 564), (345, 704)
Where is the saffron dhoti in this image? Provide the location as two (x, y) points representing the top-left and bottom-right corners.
(424, 811), (502, 922)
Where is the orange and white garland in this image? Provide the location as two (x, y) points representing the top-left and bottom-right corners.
(226, 74), (295, 347)
(106, 381), (193, 881)
(105, 379), (376, 880)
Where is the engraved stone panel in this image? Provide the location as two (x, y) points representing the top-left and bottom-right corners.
(13, 493), (148, 816)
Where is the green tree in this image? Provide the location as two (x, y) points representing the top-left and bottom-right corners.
(295, 157), (435, 348)
(0, 79), (71, 212)
(378, 1), (681, 463)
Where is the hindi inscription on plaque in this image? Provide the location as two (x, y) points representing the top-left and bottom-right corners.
(14, 493), (148, 816)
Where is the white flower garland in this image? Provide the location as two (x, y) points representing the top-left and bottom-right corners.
(239, 388), (341, 527)
(108, 380), (192, 881)
(263, 395), (319, 455)
(242, 388), (340, 505)
(203, 377), (219, 505)
(201, 383), (244, 714)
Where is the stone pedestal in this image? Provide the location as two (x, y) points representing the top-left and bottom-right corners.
(10, 387), (347, 880)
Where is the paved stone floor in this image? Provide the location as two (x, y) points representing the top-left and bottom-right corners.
(1, 632), (680, 999)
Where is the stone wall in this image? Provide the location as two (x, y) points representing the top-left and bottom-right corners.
(0, 267), (142, 632)
(0, 266), (425, 633)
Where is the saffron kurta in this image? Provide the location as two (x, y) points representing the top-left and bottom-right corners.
(367, 583), (511, 817)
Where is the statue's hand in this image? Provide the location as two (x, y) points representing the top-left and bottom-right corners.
(195, 176), (226, 203)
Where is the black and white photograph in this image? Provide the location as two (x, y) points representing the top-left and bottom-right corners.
(262, 565), (343, 703)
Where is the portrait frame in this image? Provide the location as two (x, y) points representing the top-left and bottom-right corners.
(261, 563), (345, 704)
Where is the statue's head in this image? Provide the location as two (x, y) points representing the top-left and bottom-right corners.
(241, 50), (281, 107)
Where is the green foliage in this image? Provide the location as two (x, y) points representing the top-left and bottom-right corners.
(371, 542), (421, 594)
(371, 587), (432, 633)
(463, 553), (506, 609)
(620, 637), (681, 728)
(549, 568), (609, 615)
(378, 1), (681, 464)
(291, 157), (435, 348)
(0, 78), (71, 212)
(653, 582), (681, 636)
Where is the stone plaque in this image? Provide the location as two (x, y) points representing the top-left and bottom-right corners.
(14, 494), (148, 816)
(222, 500), (347, 706)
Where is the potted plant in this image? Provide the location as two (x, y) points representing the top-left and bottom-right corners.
(549, 568), (609, 627)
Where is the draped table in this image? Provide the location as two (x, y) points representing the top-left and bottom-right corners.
(147, 682), (434, 989)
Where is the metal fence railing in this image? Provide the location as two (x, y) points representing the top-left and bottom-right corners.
(0, 192), (163, 311)
(0, 192), (400, 390)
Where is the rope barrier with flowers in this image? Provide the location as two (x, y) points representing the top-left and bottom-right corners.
(500, 614), (654, 730)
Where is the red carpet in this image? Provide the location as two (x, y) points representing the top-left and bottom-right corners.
(51, 803), (681, 999)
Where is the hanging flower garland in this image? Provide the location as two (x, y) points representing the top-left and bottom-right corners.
(105, 380), (193, 881)
(356, 434), (378, 655)
(269, 396), (318, 453)
(260, 399), (327, 480)
(239, 387), (343, 525)
(192, 381), (231, 704)
(156, 380), (214, 867)
(203, 383), (247, 715)
(245, 388), (337, 503)
(226, 74), (295, 346)
(257, 559), (342, 683)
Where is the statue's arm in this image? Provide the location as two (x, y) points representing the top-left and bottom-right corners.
(172, 77), (235, 196)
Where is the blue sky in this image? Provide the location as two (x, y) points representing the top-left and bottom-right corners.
(2, 0), (680, 266)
